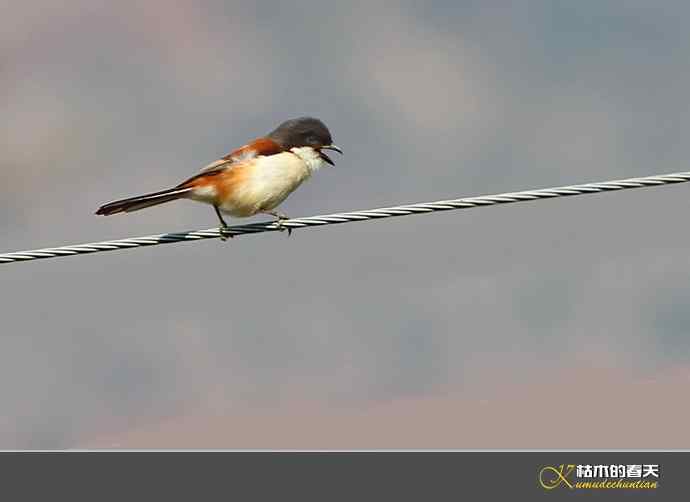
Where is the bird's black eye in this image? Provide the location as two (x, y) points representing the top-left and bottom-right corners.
(305, 135), (320, 146)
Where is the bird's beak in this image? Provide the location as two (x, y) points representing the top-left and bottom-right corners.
(319, 145), (343, 167)
(322, 144), (343, 155)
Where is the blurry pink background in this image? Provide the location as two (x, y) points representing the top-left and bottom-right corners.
(2, 1), (690, 448)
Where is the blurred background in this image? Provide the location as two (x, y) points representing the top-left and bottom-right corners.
(3, 1), (690, 448)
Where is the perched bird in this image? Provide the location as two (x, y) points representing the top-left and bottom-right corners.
(96, 117), (342, 238)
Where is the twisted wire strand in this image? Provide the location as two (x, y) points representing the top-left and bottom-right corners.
(2, 171), (690, 265)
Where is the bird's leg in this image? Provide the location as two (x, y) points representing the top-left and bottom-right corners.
(214, 206), (232, 241)
(263, 210), (292, 236)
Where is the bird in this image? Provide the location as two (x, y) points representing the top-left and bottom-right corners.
(95, 116), (342, 239)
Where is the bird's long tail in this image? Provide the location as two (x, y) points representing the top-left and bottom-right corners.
(95, 187), (192, 215)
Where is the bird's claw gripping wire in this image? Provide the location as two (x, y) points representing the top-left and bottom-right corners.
(214, 206), (234, 242)
(219, 224), (234, 241)
(266, 211), (292, 236)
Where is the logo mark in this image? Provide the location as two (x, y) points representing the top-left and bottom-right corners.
(539, 464), (575, 490)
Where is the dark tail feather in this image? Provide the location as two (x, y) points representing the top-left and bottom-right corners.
(95, 187), (191, 216)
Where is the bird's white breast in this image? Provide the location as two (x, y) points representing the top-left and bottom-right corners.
(218, 149), (323, 216)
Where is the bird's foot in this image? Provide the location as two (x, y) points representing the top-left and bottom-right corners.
(276, 220), (292, 236)
(266, 211), (292, 236)
(214, 206), (233, 242)
(219, 224), (233, 241)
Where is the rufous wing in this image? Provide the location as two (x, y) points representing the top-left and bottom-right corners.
(177, 137), (284, 188)
(223, 138), (284, 162)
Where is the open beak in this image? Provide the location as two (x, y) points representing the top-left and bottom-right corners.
(323, 144), (343, 154)
(319, 145), (343, 166)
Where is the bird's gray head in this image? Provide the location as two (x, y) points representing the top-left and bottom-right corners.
(268, 117), (343, 165)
